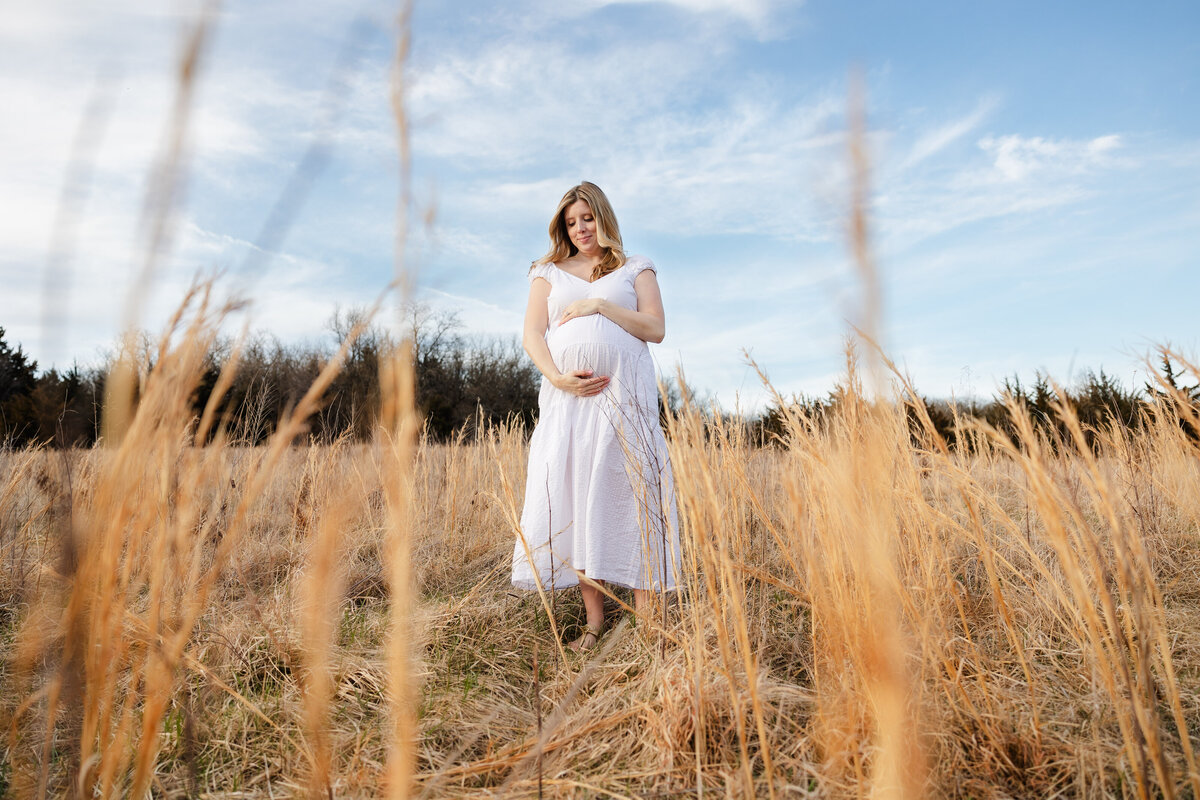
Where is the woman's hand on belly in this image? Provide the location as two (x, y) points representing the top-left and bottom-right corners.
(552, 368), (610, 397)
(559, 298), (604, 325)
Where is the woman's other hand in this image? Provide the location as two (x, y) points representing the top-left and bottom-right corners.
(553, 369), (609, 397)
(559, 298), (605, 325)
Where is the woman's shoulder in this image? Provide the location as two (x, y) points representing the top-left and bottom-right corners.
(528, 260), (557, 283)
(622, 254), (657, 276)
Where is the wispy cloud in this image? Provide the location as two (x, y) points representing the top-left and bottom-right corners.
(978, 133), (1123, 182)
(588, 0), (790, 34)
(405, 26), (848, 244)
(870, 128), (1133, 255)
(899, 96), (997, 170)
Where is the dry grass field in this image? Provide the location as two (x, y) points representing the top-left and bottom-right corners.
(1, 300), (1198, 798)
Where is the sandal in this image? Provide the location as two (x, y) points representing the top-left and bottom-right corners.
(568, 623), (604, 653)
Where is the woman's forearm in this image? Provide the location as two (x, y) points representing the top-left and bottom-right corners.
(523, 331), (563, 385)
(598, 301), (665, 344)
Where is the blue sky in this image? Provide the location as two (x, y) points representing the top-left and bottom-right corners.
(1, 0), (1197, 409)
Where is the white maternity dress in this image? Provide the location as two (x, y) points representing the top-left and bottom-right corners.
(511, 255), (681, 592)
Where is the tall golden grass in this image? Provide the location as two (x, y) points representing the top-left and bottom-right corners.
(2, 319), (1199, 796)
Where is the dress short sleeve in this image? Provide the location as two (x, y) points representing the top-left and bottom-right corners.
(626, 255), (656, 278)
(528, 263), (555, 284)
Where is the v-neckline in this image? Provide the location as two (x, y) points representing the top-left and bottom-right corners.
(553, 262), (618, 285)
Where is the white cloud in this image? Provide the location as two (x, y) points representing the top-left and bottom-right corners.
(978, 133), (1122, 182)
(1, 211), (393, 371)
(423, 288), (524, 336)
(405, 29), (847, 241)
(0, 3), (191, 50)
(900, 96), (997, 169)
(0, 0), (408, 367)
(867, 129), (1132, 255)
(588, 0), (794, 35)
(407, 36), (714, 167)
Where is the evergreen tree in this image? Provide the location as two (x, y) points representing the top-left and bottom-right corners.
(1145, 352), (1200, 441)
(0, 326), (39, 446)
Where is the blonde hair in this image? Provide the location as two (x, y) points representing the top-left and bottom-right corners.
(532, 181), (626, 280)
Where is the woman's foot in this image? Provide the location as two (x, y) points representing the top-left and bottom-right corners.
(568, 623), (604, 653)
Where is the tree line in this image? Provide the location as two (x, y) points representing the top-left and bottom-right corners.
(750, 354), (1199, 450)
(0, 306), (539, 448)
(1, 318), (1196, 450)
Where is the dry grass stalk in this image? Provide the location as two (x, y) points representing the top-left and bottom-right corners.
(381, 5), (420, 799)
(299, 447), (355, 799)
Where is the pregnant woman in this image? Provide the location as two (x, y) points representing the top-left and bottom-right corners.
(511, 181), (680, 653)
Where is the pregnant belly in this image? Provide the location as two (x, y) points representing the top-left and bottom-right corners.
(548, 316), (643, 376)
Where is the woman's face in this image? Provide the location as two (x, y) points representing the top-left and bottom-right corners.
(563, 199), (600, 256)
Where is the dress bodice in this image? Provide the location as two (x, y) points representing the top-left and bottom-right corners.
(529, 255), (656, 335)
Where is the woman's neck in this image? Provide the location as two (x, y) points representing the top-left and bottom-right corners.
(572, 250), (603, 268)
